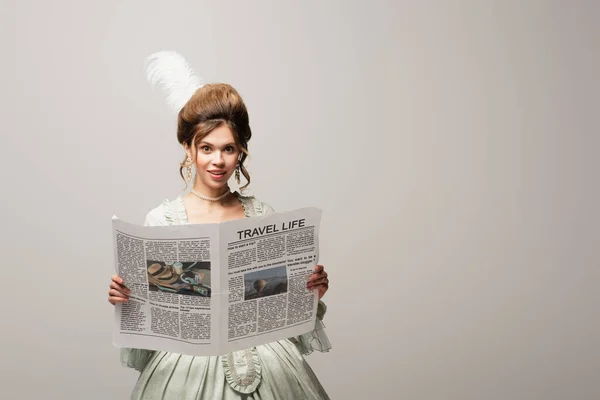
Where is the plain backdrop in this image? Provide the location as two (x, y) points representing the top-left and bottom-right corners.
(0, 1), (598, 399)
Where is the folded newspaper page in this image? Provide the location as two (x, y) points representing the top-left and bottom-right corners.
(112, 207), (321, 356)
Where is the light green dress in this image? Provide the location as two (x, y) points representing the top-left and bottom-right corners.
(120, 192), (331, 399)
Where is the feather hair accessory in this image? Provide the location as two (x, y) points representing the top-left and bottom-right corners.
(144, 51), (205, 113)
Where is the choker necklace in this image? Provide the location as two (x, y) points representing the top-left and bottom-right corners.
(190, 189), (231, 202)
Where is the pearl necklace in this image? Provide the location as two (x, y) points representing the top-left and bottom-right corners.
(190, 189), (231, 202)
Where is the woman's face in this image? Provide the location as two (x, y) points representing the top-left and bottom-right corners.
(189, 124), (240, 191)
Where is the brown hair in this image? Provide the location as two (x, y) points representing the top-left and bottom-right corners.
(177, 83), (252, 190)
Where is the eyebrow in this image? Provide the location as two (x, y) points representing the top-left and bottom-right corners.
(198, 141), (237, 147)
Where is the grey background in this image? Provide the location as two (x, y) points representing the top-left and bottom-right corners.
(1, 1), (598, 399)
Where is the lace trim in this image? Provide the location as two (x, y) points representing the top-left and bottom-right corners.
(292, 318), (332, 356)
(221, 348), (262, 394)
(163, 197), (188, 225)
(233, 191), (255, 218)
(290, 301), (332, 355)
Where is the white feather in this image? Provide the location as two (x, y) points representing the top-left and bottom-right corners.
(144, 51), (204, 113)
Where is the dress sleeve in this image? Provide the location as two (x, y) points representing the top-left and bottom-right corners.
(261, 201), (275, 215)
(119, 204), (167, 371)
(120, 347), (155, 372)
(289, 300), (332, 355)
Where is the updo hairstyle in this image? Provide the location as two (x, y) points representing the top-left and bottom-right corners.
(177, 83), (252, 190)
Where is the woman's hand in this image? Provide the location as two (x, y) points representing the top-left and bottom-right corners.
(307, 264), (329, 300)
(108, 275), (130, 305)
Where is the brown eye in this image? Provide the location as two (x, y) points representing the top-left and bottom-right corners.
(224, 146), (234, 152)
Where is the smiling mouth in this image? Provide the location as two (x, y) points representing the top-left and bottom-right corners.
(208, 171), (226, 176)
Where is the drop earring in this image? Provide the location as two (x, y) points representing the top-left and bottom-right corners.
(185, 156), (193, 183)
(235, 165), (241, 184)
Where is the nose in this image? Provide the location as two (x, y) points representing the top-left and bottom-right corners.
(212, 151), (225, 166)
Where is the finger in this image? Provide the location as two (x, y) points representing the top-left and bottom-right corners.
(318, 282), (329, 291)
(111, 275), (130, 291)
(110, 281), (131, 294)
(308, 277), (329, 288)
(309, 271), (327, 283)
(111, 282), (130, 294)
(310, 269), (327, 277)
(109, 288), (129, 298)
(313, 277), (329, 286)
(109, 296), (128, 304)
(309, 282), (329, 298)
(313, 264), (324, 273)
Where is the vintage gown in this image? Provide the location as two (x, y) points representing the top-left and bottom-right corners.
(120, 192), (331, 399)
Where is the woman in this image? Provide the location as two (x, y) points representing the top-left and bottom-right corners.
(108, 53), (332, 399)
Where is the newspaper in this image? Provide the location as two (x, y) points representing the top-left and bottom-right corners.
(111, 207), (321, 357)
